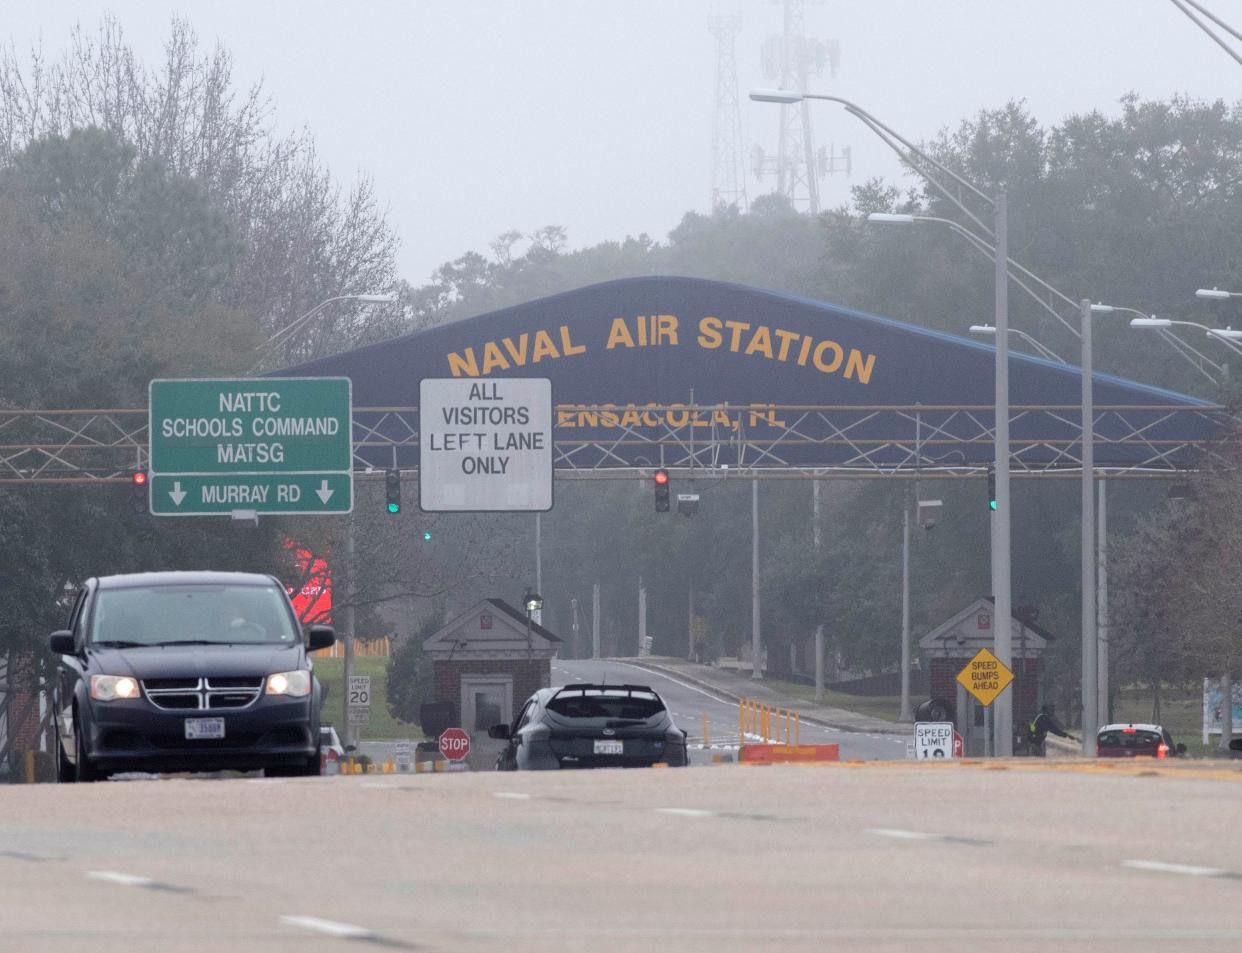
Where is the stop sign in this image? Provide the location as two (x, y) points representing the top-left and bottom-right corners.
(438, 727), (471, 762)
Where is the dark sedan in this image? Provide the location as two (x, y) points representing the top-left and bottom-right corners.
(489, 683), (688, 770)
(49, 571), (334, 781)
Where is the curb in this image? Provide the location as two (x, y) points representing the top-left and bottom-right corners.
(620, 659), (909, 736)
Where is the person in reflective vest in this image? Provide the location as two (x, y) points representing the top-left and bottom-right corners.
(1028, 704), (1072, 756)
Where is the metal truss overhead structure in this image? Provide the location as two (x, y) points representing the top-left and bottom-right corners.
(0, 402), (1229, 484)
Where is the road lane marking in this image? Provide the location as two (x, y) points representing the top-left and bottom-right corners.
(656, 808), (715, 817)
(86, 870), (194, 893)
(865, 828), (943, 841)
(865, 828), (990, 845)
(86, 871), (156, 887)
(493, 792), (533, 800)
(281, 916), (378, 939)
(1122, 859), (1230, 878)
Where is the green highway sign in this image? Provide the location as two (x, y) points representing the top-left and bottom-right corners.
(148, 377), (353, 516)
(150, 473), (353, 516)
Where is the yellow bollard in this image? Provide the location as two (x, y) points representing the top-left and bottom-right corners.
(703, 711), (710, 748)
(795, 712), (801, 746)
(739, 700), (746, 740)
(23, 750), (35, 784)
(384, 759), (395, 774)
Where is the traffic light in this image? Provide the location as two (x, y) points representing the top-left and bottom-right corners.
(986, 465), (997, 511)
(654, 468), (670, 512)
(130, 470), (148, 514)
(421, 529), (432, 542)
(385, 469), (401, 514)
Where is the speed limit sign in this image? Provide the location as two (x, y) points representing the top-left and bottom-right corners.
(347, 675), (371, 708)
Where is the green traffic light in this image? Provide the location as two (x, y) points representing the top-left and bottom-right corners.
(989, 500), (998, 511)
(422, 530), (432, 541)
(387, 502), (400, 514)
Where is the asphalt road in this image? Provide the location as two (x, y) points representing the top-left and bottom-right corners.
(554, 657), (908, 761)
(5, 761), (1242, 952)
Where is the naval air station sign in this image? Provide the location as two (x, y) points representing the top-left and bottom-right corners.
(419, 378), (552, 512)
(148, 377), (353, 516)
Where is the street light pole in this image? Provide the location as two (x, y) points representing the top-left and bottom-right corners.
(900, 491), (912, 722)
(1080, 298), (1099, 757)
(992, 194), (1014, 757)
(752, 478), (762, 680)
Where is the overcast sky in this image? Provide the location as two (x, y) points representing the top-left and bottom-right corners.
(6, 1), (1240, 285)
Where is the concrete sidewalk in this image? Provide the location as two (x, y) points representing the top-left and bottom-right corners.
(617, 657), (909, 735)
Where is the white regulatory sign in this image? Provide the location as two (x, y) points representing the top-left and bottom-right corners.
(914, 721), (956, 760)
(347, 675), (371, 709)
(419, 377), (553, 512)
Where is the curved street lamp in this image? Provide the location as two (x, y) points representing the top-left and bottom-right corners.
(253, 293), (399, 371)
(751, 88), (1021, 756)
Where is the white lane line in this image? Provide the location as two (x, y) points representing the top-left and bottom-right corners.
(281, 915), (377, 940)
(865, 828), (946, 841)
(1122, 859), (1229, 878)
(493, 792), (533, 800)
(656, 807), (716, 818)
(86, 870), (155, 888)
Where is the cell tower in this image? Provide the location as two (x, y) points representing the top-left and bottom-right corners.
(751, 0), (848, 214)
(709, 13), (748, 213)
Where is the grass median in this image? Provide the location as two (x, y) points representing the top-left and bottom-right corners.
(312, 656), (424, 742)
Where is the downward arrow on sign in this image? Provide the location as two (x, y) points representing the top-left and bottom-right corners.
(169, 481), (187, 506)
(316, 480), (334, 504)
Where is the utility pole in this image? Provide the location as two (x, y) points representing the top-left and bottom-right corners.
(638, 577), (647, 657)
(992, 193), (1014, 757)
(342, 518), (356, 750)
(1080, 298), (1098, 757)
(1097, 480), (1109, 727)
(571, 598), (580, 659)
(688, 589), (695, 662)
(534, 513), (543, 627)
(813, 478), (824, 702)
(752, 478), (762, 679)
(900, 490), (912, 722)
(592, 582), (601, 659)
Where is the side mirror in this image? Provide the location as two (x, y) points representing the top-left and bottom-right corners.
(345, 744), (357, 754)
(306, 625), (335, 652)
(1176, 743), (1188, 755)
(48, 630), (74, 655)
(487, 724), (512, 740)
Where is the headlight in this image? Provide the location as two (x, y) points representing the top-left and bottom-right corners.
(90, 675), (140, 701)
(265, 670), (311, 697)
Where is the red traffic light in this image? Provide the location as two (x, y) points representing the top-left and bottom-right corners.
(654, 469), (669, 486)
(132, 471), (148, 486)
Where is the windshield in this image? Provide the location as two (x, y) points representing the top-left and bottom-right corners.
(89, 584), (299, 647)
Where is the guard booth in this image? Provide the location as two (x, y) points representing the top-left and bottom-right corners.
(918, 598), (1055, 756)
(422, 598), (561, 745)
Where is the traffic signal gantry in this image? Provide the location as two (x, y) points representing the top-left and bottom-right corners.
(654, 468), (670, 512)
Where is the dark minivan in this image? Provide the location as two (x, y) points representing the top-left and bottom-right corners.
(50, 571), (334, 781)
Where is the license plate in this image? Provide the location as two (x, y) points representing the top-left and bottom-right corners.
(594, 739), (623, 755)
(184, 718), (225, 740)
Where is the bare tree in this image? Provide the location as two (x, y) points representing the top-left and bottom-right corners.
(0, 16), (400, 362)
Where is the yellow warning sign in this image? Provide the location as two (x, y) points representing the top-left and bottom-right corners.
(955, 647), (1014, 707)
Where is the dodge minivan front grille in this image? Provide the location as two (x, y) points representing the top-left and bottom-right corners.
(142, 677), (264, 711)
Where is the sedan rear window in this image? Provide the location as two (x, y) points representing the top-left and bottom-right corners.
(90, 584), (298, 646)
(1098, 729), (1162, 749)
(546, 691), (665, 721)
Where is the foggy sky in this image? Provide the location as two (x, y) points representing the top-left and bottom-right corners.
(7, 1), (1240, 285)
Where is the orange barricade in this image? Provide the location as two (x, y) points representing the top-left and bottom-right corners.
(738, 743), (840, 764)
